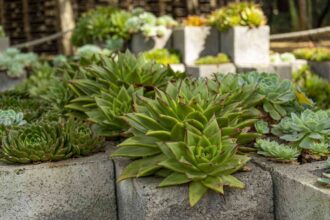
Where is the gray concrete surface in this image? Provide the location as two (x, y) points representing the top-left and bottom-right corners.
(236, 63), (292, 80)
(186, 63), (236, 78)
(115, 158), (274, 220)
(221, 26), (270, 65)
(0, 37), (9, 52)
(173, 27), (220, 65)
(130, 31), (172, 54)
(0, 71), (26, 92)
(0, 152), (116, 220)
(309, 61), (330, 80)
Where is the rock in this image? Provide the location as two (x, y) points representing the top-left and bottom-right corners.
(115, 159), (274, 220)
(221, 26), (270, 66)
(0, 152), (116, 220)
(130, 30), (172, 54)
(308, 61), (330, 80)
(253, 156), (330, 220)
(173, 27), (220, 65)
(186, 63), (236, 78)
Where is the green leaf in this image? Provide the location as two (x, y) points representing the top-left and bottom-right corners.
(189, 181), (208, 207)
(111, 146), (161, 158)
(159, 172), (191, 187)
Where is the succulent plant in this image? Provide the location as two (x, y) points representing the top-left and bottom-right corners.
(293, 47), (330, 62)
(318, 158), (330, 187)
(71, 7), (131, 46)
(270, 52), (296, 64)
(255, 139), (300, 162)
(75, 45), (111, 60)
(0, 122), (72, 164)
(0, 48), (38, 77)
(158, 117), (250, 206)
(195, 53), (230, 65)
(209, 2), (266, 32)
(254, 120), (269, 134)
(143, 49), (180, 65)
(272, 109), (330, 149)
(301, 142), (329, 157)
(0, 109), (26, 126)
(183, 16), (208, 26)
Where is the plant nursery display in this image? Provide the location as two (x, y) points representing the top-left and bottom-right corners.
(293, 47), (330, 62)
(195, 53), (230, 65)
(126, 8), (177, 38)
(209, 2), (266, 31)
(143, 49), (180, 65)
(71, 7), (131, 46)
(0, 48), (38, 77)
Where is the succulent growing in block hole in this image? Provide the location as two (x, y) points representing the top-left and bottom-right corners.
(254, 139), (300, 162)
(272, 109), (330, 149)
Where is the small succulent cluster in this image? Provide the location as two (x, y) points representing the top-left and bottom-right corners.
(318, 158), (330, 187)
(71, 7), (131, 46)
(270, 52), (296, 64)
(293, 47), (330, 62)
(75, 45), (111, 59)
(0, 109), (26, 126)
(195, 53), (230, 65)
(0, 48), (38, 77)
(126, 8), (177, 38)
(209, 2), (266, 31)
(143, 49), (180, 65)
(183, 16), (208, 26)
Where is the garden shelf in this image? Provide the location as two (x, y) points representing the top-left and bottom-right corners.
(173, 27), (220, 65)
(0, 151), (116, 220)
(186, 63), (236, 78)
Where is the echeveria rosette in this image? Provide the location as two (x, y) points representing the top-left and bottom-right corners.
(0, 122), (72, 164)
(272, 109), (330, 150)
(157, 118), (250, 206)
(255, 139), (300, 162)
(0, 109), (26, 126)
(64, 119), (104, 156)
(254, 120), (269, 134)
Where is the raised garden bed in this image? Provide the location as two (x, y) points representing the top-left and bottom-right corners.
(173, 27), (220, 65)
(0, 70), (26, 92)
(253, 156), (330, 220)
(0, 150), (116, 220)
(186, 63), (236, 78)
(220, 26), (270, 66)
(114, 158), (274, 220)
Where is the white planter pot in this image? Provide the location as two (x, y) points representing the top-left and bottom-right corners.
(221, 26), (270, 66)
(173, 26), (220, 65)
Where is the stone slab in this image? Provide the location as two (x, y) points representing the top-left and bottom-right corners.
(221, 26), (270, 65)
(253, 156), (330, 220)
(0, 152), (116, 220)
(308, 61), (330, 80)
(236, 63), (292, 80)
(186, 63), (236, 78)
(173, 27), (220, 65)
(0, 71), (27, 92)
(115, 158), (274, 220)
(0, 37), (9, 52)
(130, 30), (172, 54)
(169, 64), (185, 73)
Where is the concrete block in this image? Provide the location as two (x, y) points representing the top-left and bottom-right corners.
(130, 30), (172, 54)
(115, 158), (273, 220)
(0, 71), (27, 92)
(309, 61), (330, 80)
(0, 37), (9, 52)
(0, 152), (116, 220)
(186, 63), (236, 78)
(173, 27), (220, 65)
(169, 64), (185, 72)
(221, 26), (270, 65)
(236, 63), (292, 80)
(253, 156), (330, 220)
(292, 59), (307, 72)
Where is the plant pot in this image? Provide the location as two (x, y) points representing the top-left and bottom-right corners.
(114, 158), (273, 220)
(186, 63), (236, 78)
(0, 151), (116, 220)
(0, 70), (27, 92)
(169, 63), (185, 72)
(0, 37), (9, 52)
(130, 30), (172, 54)
(308, 61), (330, 80)
(173, 26), (220, 65)
(220, 26), (270, 66)
(253, 156), (330, 220)
(236, 63), (292, 80)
